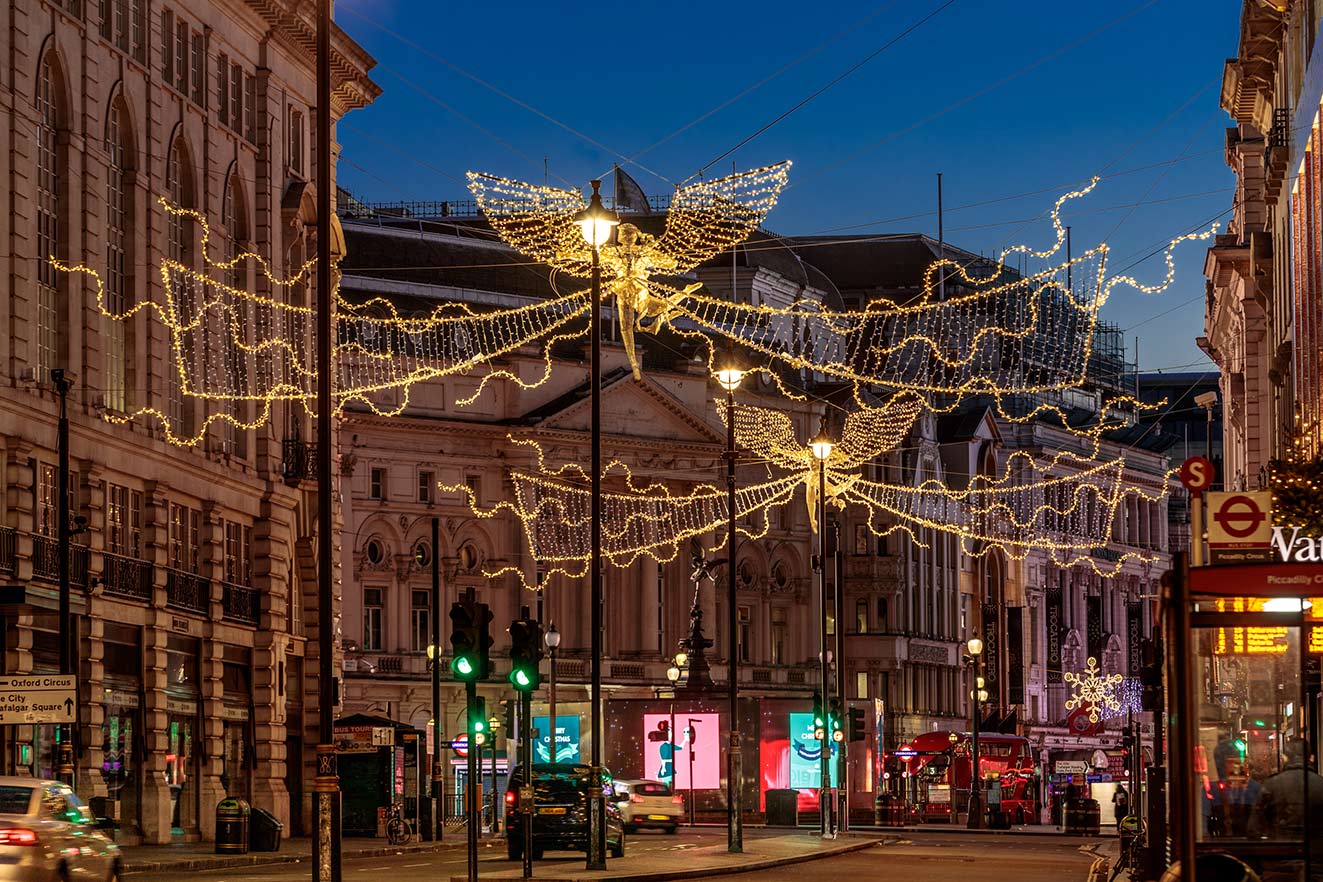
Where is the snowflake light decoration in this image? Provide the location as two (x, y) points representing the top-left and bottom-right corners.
(1064, 657), (1124, 723)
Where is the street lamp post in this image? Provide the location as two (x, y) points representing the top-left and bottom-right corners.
(545, 624), (560, 763)
(714, 357), (746, 853)
(489, 714), (501, 833)
(667, 661), (681, 799)
(809, 419), (835, 839)
(964, 638), (986, 830)
(573, 181), (618, 870)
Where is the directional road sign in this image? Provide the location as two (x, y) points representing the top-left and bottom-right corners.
(0, 674), (76, 725)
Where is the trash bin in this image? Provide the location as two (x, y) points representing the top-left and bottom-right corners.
(1063, 797), (1100, 835)
(249, 807), (283, 852)
(764, 789), (799, 827)
(215, 798), (250, 854)
(874, 794), (904, 827)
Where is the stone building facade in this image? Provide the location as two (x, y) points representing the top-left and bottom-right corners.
(0, 0), (376, 843)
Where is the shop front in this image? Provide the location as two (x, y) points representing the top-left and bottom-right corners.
(164, 634), (201, 837)
(101, 622), (143, 839)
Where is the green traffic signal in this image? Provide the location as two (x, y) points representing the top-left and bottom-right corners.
(507, 616), (544, 692)
(452, 655), (475, 678)
(1234, 738), (1247, 756)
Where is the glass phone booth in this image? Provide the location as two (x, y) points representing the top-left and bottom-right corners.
(1174, 559), (1323, 882)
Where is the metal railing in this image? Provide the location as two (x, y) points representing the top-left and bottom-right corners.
(165, 567), (209, 613)
(102, 552), (153, 601)
(221, 581), (259, 624)
(0, 527), (14, 574)
(282, 439), (317, 486)
(32, 534), (89, 587)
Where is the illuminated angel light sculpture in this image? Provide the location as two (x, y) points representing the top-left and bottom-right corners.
(467, 162), (791, 380)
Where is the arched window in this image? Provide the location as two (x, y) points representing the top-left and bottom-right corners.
(105, 94), (134, 412)
(165, 136), (195, 436)
(35, 52), (64, 377)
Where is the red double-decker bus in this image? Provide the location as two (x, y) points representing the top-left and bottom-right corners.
(903, 730), (1038, 823)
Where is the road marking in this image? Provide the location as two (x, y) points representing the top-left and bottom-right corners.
(402, 862), (429, 868)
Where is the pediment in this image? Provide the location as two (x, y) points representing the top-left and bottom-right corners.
(537, 376), (722, 445)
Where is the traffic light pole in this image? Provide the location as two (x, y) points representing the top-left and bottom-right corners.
(432, 517), (443, 841)
(466, 679), (478, 882)
(521, 689), (533, 879)
(833, 520), (846, 834)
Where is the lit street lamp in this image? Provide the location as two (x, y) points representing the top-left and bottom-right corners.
(810, 418), (834, 838)
(545, 623), (560, 764)
(964, 637), (986, 830)
(713, 354), (746, 853)
(572, 182), (618, 870)
(666, 655), (687, 824)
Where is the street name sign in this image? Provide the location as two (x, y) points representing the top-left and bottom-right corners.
(0, 674), (76, 725)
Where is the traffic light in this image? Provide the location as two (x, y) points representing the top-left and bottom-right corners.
(508, 617), (544, 691)
(1120, 728), (1135, 764)
(828, 698), (844, 743)
(1234, 734), (1247, 757)
(812, 692), (826, 741)
(847, 706), (866, 742)
(449, 599), (493, 680)
(469, 696), (488, 746)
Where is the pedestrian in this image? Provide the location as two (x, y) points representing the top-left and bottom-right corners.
(1248, 739), (1323, 881)
(1112, 784), (1129, 826)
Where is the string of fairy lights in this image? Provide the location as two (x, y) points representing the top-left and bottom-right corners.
(53, 163), (1207, 580)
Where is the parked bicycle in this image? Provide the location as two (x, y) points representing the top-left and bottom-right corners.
(386, 802), (414, 845)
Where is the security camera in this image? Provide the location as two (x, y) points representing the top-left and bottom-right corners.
(1194, 391), (1219, 408)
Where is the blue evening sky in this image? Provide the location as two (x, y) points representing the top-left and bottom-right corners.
(336, 0), (1241, 373)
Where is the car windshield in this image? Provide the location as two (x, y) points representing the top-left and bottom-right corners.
(634, 782), (671, 796)
(0, 785), (35, 815)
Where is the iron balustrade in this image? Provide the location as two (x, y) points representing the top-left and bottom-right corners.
(32, 534), (89, 587)
(221, 581), (259, 624)
(101, 552), (153, 600)
(165, 567), (209, 613)
(0, 527), (14, 574)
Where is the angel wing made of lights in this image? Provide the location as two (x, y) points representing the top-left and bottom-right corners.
(469, 162), (792, 380)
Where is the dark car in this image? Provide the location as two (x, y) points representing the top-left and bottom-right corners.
(504, 763), (625, 861)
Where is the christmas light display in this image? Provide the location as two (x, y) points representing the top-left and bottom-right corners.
(1065, 656), (1124, 723)
(467, 162), (791, 381)
(54, 199), (589, 444)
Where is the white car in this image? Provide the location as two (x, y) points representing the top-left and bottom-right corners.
(613, 779), (681, 833)
(0, 777), (120, 882)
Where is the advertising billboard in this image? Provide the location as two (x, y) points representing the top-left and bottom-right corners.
(642, 713), (720, 789)
(533, 715), (581, 764)
(788, 712), (838, 789)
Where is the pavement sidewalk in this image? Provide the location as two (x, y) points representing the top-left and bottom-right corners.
(449, 832), (888, 882)
(120, 834), (485, 875)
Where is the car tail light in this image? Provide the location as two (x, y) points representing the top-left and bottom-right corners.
(0, 828), (39, 846)
(630, 794), (645, 804)
(672, 795), (684, 804)
(505, 790), (517, 807)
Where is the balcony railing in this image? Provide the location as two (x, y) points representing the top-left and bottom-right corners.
(0, 527), (14, 574)
(102, 552), (153, 601)
(165, 567), (209, 613)
(282, 439), (317, 486)
(32, 534), (89, 587)
(221, 581), (259, 624)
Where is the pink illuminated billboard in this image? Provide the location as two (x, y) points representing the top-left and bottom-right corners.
(642, 713), (721, 790)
